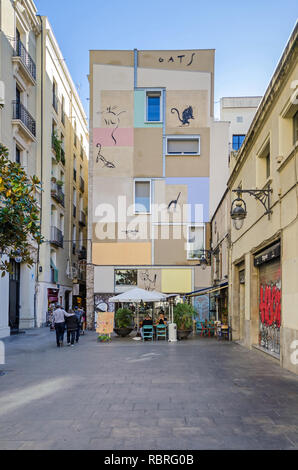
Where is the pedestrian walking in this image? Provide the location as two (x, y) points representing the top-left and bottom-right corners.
(74, 306), (83, 343)
(65, 309), (79, 347)
(52, 304), (67, 347)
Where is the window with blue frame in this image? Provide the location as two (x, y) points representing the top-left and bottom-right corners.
(146, 92), (161, 122)
(232, 135), (246, 151)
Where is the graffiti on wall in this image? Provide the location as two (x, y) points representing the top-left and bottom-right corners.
(167, 192), (181, 211)
(96, 143), (116, 168)
(193, 294), (209, 322)
(171, 106), (195, 126)
(158, 52), (196, 66)
(259, 283), (281, 354)
(98, 105), (126, 145)
(141, 270), (157, 291)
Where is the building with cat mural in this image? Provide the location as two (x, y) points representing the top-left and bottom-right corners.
(87, 49), (252, 326)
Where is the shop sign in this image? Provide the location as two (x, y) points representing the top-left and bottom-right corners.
(254, 242), (280, 267)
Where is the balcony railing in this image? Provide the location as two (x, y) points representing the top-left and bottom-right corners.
(78, 247), (87, 260)
(79, 211), (86, 226)
(13, 40), (36, 81)
(80, 177), (85, 193)
(72, 243), (76, 255)
(73, 205), (76, 218)
(53, 93), (58, 113)
(12, 101), (36, 137)
(60, 148), (65, 165)
(51, 182), (65, 207)
(73, 169), (77, 181)
(50, 226), (64, 248)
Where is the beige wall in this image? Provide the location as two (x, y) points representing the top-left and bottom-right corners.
(133, 128), (163, 177)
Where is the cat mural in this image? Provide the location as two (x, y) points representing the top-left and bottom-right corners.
(171, 106), (195, 126)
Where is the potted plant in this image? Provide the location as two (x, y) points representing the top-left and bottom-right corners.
(56, 180), (64, 188)
(114, 307), (134, 337)
(174, 303), (195, 340)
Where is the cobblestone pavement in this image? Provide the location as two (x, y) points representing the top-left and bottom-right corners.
(0, 328), (298, 450)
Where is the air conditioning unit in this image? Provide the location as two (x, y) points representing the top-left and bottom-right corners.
(0, 81), (5, 108)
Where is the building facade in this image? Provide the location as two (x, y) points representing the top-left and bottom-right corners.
(88, 49), (230, 326)
(0, 1), (89, 336)
(0, 0), (40, 335)
(228, 24), (298, 374)
(209, 96), (262, 324)
(35, 17), (89, 326)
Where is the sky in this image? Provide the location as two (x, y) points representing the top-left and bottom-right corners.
(34, 0), (297, 119)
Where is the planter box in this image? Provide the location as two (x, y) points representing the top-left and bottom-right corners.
(114, 327), (133, 338)
(177, 329), (193, 340)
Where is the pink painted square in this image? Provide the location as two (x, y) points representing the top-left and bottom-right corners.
(93, 128), (134, 147)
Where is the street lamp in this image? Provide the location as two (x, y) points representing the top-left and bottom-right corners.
(231, 186), (272, 231)
(198, 250), (212, 270)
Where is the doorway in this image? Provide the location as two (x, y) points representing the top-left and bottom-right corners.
(9, 261), (20, 332)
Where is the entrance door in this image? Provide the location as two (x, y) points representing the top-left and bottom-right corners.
(9, 261), (20, 331)
(259, 258), (281, 355)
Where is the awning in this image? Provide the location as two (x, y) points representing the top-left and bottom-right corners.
(185, 282), (228, 298)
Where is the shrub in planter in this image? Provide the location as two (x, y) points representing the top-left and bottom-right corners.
(97, 334), (111, 343)
(114, 307), (134, 337)
(174, 303), (195, 340)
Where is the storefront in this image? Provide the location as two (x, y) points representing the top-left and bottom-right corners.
(254, 241), (281, 356)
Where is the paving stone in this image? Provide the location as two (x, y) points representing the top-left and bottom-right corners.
(0, 328), (298, 450)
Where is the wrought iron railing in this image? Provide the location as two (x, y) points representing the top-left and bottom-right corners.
(12, 101), (36, 137)
(50, 226), (64, 248)
(51, 182), (65, 207)
(78, 247), (87, 260)
(79, 211), (86, 226)
(80, 177), (85, 193)
(13, 40), (36, 80)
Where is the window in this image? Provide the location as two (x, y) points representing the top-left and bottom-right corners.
(16, 146), (21, 164)
(257, 139), (270, 186)
(134, 180), (151, 213)
(187, 225), (204, 260)
(232, 135), (245, 151)
(167, 136), (200, 155)
(236, 116), (243, 123)
(293, 111), (298, 145)
(115, 269), (137, 287)
(146, 92), (161, 122)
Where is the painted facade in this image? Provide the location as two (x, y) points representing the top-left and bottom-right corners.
(88, 48), (227, 326)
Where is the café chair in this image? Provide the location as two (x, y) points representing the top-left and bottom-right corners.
(142, 325), (154, 342)
(156, 324), (167, 341)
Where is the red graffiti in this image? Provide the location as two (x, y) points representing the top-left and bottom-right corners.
(259, 284), (281, 328)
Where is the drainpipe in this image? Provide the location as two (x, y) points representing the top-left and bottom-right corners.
(35, 15), (44, 328)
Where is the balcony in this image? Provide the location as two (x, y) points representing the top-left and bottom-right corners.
(78, 247), (87, 260)
(12, 101), (36, 141)
(12, 40), (36, 85)
(79, 211), (86, 227)
(50, 226), (64, 248)
(72, 243), (76, 255)
(53, 93), (58, 114)
(73, 205), (76, 218)
(51, 182), (65, 207)
(80, 177), (85, 193)
(73, 169), (77, 181)
(61, 148), (65, 166)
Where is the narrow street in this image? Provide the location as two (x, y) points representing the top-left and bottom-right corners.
(0, 330), (298, 450)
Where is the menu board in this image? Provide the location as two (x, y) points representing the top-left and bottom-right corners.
(96, 312), (114, 335)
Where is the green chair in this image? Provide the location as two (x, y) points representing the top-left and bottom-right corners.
(156, 324), (167, 341)
(142, 325), (154, 341)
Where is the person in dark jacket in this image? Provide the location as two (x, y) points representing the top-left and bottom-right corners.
(74, 307), (83, 343)
(65, 310), (79, 346)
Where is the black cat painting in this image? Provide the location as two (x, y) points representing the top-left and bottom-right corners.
(171, 106), (195, 126)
